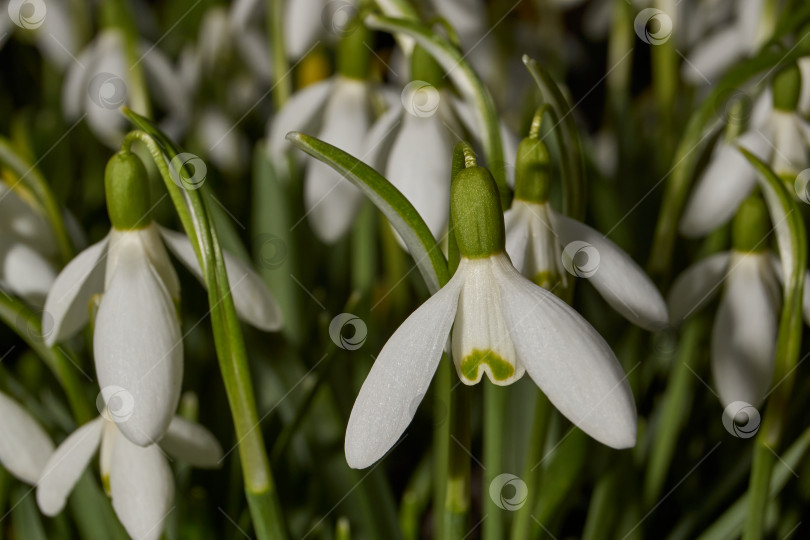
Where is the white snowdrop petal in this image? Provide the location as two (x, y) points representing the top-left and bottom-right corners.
(679, 131), (769, 237)
(550, 210), (668, 331)
(110, 432), (174, 540)
(767, 254), (810, 327)
(451, 258), (522, 385)
(0, 239), (57, 307)
(711, 254), (779, 407)
(284, 0), (326, 59)
(133, 224), (180, 301)
(493, 255), (637, 449)
(668, 252), (731, 325)
(36, 417), (104, 515)
(799, 58), (810, 117)
(304, 78), (369, 243)
(770, 111), (809, 175)
(159, 417), (223, 468)
(681, 27), (745, 84)
(503, 204), (531, 274)
(82, 31), (129, 147)
(62, 40), (103, 121)
(42, 236), (108, 346)
(268, 78), (334, 158)
(94, 236), (183, 447)
(0, 392), (55, 485)
(157, 226), (282, 331)
(345, 271), (465, 469)
(386, 114), (453, 241)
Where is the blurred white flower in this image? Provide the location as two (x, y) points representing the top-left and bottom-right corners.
(680, 91), (810, 237)
(0, 180), (58, 306)
(345, 254), (637, 468)
(62, 29), (186, 147)
(0, 391), (54, 484)
(668, 250), (810, 406)
(43, 223), (282, 445)
(37, 414), (222, 540)
(268, 76), (379, 243)
(504, 200), (669, 330)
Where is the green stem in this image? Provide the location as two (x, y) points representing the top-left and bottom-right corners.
(0, 293), (92, 423)
(444, 381), (471, 539)
(107, 0), (150, 116)
(268, 0), (291, 108)
(0, 138), (74, 264)
(483, 383), (506, 540)
(120, 121), (287, 540)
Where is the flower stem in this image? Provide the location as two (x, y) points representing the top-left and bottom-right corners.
(268, 0), (291, 108)
(483, 383), (507, 540)
(444, 380), (471, 539)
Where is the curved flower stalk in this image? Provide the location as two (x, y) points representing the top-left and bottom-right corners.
(43, 151), (281, 446)
(503, 116), (668, 331)
(62, 29), (185, 147)
(345, 156), (637, 469)
(0, 180), (58, 306)
(680, 64), (810, 237)
(669, 196), (810, 407)
(268, 21), (387, 243)
(0, 391), (54, 485)
(37, 412), (222, 540)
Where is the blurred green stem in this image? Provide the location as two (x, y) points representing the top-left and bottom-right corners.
(483, 384), (506, 540)
(268, 0), (291, 108)
(444, 381), (471, 539)
(511, 394), (552, 540)
(106, 0), (150, 116)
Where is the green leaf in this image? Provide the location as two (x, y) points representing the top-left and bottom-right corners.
(364, 14), (509, 209)
(286, 131), (450, 292)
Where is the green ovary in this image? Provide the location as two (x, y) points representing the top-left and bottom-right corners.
(460, 349), (515, 382)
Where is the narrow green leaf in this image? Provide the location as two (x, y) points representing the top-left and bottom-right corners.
(286, 131), (449, 292)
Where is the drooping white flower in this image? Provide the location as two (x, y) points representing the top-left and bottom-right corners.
(62, 29), (186, 147)
(681, 66), (810, 237)
(0, 180), (58, 306)
(502, 131), (668, 330)
(269, 75), (379, 243)
(37, 414), (222, 540)
(0, 391), (54, 484)
(345, 163), (637, 469)
(43, 152), (281, 446)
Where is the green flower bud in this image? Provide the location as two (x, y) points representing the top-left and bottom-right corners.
(337, 19), (372, 80)
(410, 45), (445, 89)
(732, 195), (769, 253)
(451, 166), (505, 258)
(513, 138), (552, 204)
(105, 150), (151, 230)
(772, 63), (801, 112)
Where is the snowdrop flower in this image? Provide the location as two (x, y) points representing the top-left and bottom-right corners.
(268, 22), (381, 243)
(345, 160), (637, 469)
(0, 391), (54, 484)
(364, 47), (460, 244)
(43, 152), (282, 445)
(503, 129), (668, 331)
(0, 179), (58, 306)
(62, 29), (185, 147)
(680, 64), (810, 237)
(669, 196), (810, 406)
(37, 412), (222, 540)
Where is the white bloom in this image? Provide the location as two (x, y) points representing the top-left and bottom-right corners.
(346, 252), (637, 469)
(668, 251), (810, 406)
(37, 414), (222, 540)
(680, 99), (810, 237)
(43, 223), (281, 445)
(0, 391), (54, 484)
(268, 76), (377, 243)
(504, 200), (669, 331)
(62, 29), (186, 147)
(0, 180), (58, 306)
